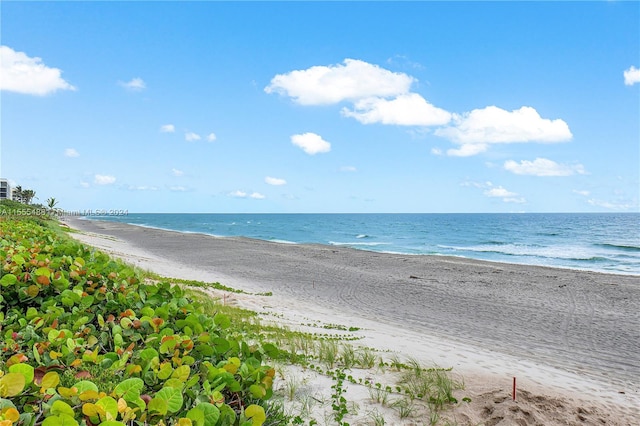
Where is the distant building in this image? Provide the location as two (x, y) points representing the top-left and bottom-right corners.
(0, 179), (12, 200)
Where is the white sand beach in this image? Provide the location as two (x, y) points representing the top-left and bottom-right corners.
(64, 217), (640, 425)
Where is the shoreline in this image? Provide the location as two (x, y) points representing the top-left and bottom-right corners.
(63, 216), (640, 424)
(76, 216), (640, 277)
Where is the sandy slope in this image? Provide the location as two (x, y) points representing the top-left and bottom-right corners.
(63, 217), (640, 425)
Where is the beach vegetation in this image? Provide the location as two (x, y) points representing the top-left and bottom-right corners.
(318, 340), (340, 369)
(20, 189), (36, 205)
(367, 386), (390, 406)
(175, 290), (467, 424)
(339, 346), (356, 370)
(0, 219), (279, 426)
(355, 348), (377, 369)
(390, 398), (415, 419)
(329, 369), (349, 425)
(46, 198), (58, 211)
(367, 409), (386, 425)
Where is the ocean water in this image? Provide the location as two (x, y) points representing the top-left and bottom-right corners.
(84, 213), (640, 276)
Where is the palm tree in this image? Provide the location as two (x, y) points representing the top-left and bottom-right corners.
(46, 197), (58, 210)
(22, 189), (36, 205)
(13, 185), (23, 203)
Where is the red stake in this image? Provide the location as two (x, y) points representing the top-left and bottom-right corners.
(513, 377), (517, 401)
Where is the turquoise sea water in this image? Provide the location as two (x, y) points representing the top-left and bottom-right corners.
(85, 213), (640, 275)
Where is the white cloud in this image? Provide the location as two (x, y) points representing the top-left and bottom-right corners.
(503, 197), (527, 204)
(484, 187), (518, 198)
(341, 93), (451, 126)
(573, 190), (590, 196)
(160, 124), (175, 133)
(461, 180), (493, 189)
(265, 58), (414, 105)
(0, 45), (76, 95)
(171, 168), (184, 177)
(431, 148), (443, 156)
(229, 190), (265, 199)
(466, 181), (526, 204)
(94, 174), (116, 185)
(185, 132), (201, 142)
(169, 186), (187, 192)
(80, 181), (90, 188)
(291, 132), (331, 155)
(119, 77), (146, 91)
(340, 166), (357, 172)
(64, 148), (80, 158)
(265, 176), (287, 186)
(447, 143), (489, 157)
(504, 158), (587, 176)
(128, 185), (159, 191)
(623, 66), (640, 86)
(436, 106), (572, 156)
(207, 133), (217, 142)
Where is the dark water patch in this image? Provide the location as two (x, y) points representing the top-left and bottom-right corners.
(596, 243), (640, 252)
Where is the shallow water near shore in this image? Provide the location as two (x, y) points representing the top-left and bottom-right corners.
(85, 213), (640, 275)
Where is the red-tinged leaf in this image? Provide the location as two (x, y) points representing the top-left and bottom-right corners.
(75, 371), (92, 380)
(37, 275), (50, 285)
(6, 353), (28, 367)
(34, 366), (47, 385)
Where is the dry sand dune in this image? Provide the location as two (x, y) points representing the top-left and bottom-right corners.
(64, 217), (640, 425)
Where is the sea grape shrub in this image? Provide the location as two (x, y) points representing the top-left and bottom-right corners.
(0, 220), (277, 426)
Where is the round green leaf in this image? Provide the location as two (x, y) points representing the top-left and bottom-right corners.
(95, 397), (118, 421)
(262, 343), (279, 358)
(9, 363), (35, 385)
(42, 414), (79, 426)
(147, 398), (167, 415)
(40, 372), (60, 391)
(157, 363), (173, 380)
(0, 398), (17, 410)
(245, 405), (266, 426)
(26, 307), (39, 320)
(171, 365), (190, 382)
(0, 373), (25, 397)
(213, 313), (230, 329)
(139, 348), (158, 361)
(186, 407), (205, 426)
(0, 273), (18, 286)
(162, 379), (184, 389)
(51, 400), (75, 418)
(196, 403), (220, 426)
(249, 384), (266, 399)
(155, 387), (183, 413)
(113, 378), (144, 399)
(212, 338), (230, 354)
(74, 380), (99, 393)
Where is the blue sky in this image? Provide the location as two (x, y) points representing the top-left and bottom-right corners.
(1, 1), (638, 213)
